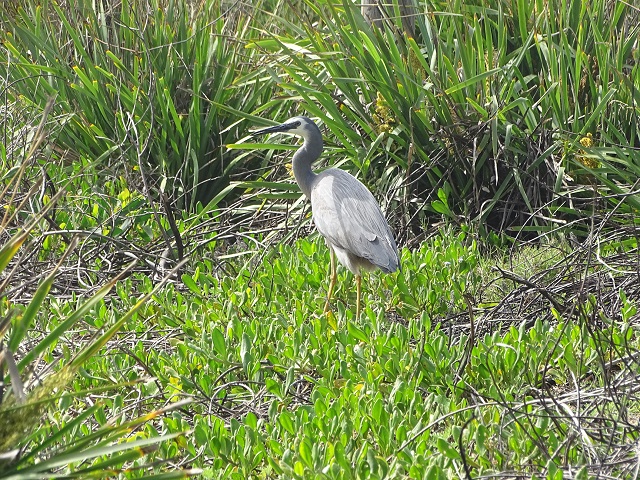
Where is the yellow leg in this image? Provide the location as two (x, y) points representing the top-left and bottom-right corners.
(356, 274), (362, 319)
(324, 248), (337, 313)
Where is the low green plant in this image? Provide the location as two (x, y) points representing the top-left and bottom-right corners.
(83, 229), (640, 478)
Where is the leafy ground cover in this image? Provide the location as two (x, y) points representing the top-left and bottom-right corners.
(9, 197), (640, 478)
(81, 237), (640, 478)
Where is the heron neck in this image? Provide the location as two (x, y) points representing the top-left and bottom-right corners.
(292, 134), (323, 198)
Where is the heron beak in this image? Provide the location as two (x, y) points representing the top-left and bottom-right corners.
(250, 123), (291, 136)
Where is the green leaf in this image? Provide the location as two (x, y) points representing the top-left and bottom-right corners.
(347, 322), (369, 344)
(181, 274), (201, 295)
(436, 438), (461, 460)
(278, 411), (295, 435)
(299, 437), (313, 468)
(211, 328), (226, 356)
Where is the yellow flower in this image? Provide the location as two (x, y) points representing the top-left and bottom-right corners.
(373, 92), (396, 134)
(576, 133), (599, 169)
(579, 132), (594, 148)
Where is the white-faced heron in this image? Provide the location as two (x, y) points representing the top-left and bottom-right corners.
(251, 116), (400, 318)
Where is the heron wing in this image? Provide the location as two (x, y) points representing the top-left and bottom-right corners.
(310, 168), (399, 273)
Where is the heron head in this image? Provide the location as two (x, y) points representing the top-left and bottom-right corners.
(250, 116), (318, 139)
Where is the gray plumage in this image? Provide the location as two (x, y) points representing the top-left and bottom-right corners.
(251, 115), (400, 316)
(311, 168), (399, 275)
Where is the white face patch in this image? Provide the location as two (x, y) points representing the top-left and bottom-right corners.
(283, 117), (307, 135)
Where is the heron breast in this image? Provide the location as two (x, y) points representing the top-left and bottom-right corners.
(331, 243), (378, 275)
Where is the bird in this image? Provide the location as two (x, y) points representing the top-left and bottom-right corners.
(251, 116), (400, 319)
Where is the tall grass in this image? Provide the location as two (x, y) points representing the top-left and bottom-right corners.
(3, 0), (287, 209)
(234, 0), (640, 240)
(4, 0), (638, 237)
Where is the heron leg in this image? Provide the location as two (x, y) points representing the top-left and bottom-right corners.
(324, 247), (337, 314)
(356, 274), (362, 319)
